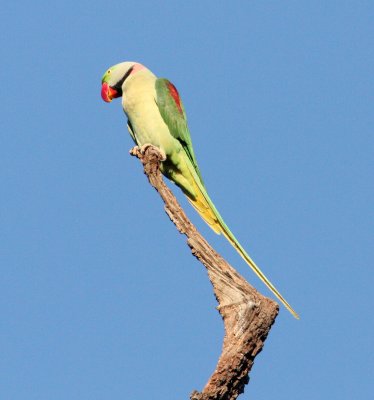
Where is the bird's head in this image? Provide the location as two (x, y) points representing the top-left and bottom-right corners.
(101, 61), (144, 102)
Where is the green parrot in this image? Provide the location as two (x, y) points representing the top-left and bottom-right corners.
(101, 61), (299, 319)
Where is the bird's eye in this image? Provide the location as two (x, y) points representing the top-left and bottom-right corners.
(107, 70), (111, 75)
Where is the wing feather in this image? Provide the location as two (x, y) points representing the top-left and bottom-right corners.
(155, 78), (204, 184)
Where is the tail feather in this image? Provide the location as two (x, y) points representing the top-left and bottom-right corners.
(185, 162), (299, 319)
(186, 197), (221, 234)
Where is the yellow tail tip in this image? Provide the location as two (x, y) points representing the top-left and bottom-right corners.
(289, 309), (300, 320)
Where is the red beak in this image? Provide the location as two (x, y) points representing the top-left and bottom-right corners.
(101, 82), (120, 102)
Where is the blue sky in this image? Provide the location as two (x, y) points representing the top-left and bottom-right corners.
(1, 1), (373, 399)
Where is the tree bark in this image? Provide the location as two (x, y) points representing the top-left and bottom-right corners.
(130, 145), (279, 400)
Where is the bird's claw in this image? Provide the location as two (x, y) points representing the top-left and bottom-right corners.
(129, 146), (142, 157)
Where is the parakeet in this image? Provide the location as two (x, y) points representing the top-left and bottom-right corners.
(101, 61), (299, 319)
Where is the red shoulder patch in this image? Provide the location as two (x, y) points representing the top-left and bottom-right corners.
(167, 82), (183, 114)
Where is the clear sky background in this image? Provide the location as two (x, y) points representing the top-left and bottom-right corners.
(1, 1), (373, 399)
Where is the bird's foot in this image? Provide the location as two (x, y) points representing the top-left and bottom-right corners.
(129, 146), (142, 157)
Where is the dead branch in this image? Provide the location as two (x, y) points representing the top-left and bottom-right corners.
(130, 145), (279, 400)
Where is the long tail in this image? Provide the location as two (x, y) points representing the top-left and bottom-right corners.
(184, 161), (299, 319)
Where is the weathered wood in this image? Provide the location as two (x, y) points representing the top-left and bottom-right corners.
(130, 145), (278, 400)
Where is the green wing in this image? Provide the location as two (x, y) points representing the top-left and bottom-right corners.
(127, 120), (137, 144)
(155, 78), (204, 184)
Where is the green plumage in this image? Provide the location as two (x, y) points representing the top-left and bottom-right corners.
(155, 78), (204, 184)
(101, 62), (299, 319)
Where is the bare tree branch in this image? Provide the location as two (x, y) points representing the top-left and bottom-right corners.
(130, 145), (279, 400)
